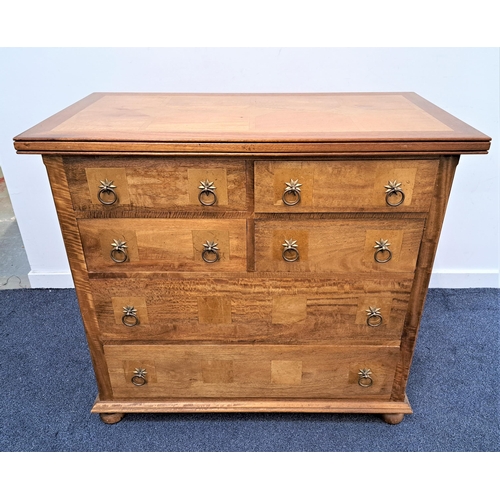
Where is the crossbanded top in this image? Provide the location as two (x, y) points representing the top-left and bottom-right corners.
(14, 92), (491, 154)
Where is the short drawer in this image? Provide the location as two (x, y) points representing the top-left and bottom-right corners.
(65, 156), (248, 212)
(254, 159), (438, 213)
(255, 218), (425, 273)
(104, 344), (400, 399)
(79, 218), (247, 273)
(91, 276), (413, 343)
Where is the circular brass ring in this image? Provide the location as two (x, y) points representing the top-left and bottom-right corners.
(386, 190), (405, 207)
(282, 189), (301, 206)
(122, 314), (139, 327)
(358, 375), (373, 388)
(198, 190), (217, 206)
(202, 248), (219, 263)
(131, 375), (147, 386)
(98, 187), (118, 205)
(367, 313), (383, 327)
(282, 247), (299, 262)
(110, 248), (128, 263)
(374, 248), (392, 263)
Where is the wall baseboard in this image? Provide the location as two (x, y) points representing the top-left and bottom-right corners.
(26, 270), (499, 289)
(429, 271), (499, 288)
(28, 271), (74, 289)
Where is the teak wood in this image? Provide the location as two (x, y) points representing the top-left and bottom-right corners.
(13, 92), (491, 425)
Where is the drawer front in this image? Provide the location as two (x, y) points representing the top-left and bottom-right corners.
(105, 344), (400, 399)
(79, 218), (247, 273)
(91, 276), (412, 343)
(65, 157), (248, 212)
(254, 159), (438, 213)
(255, 218), (425, 273)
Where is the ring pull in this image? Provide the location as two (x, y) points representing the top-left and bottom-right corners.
(198, 180), (217, 206)
(122, 305), (139, 327)
(98, 179), (118, 205)
(374, 239), (392, 263)
(385, 180), (405, 207)
(282, 239), (299, 262)
(366, 306), (383, 327)
(131, 368), (147, 386)
(202, 241), (220, 263)
(358, 368), (373, 388)
(282, 179), (302, 206)
(110, 239), (128, 263)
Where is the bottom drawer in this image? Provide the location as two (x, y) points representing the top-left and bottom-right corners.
(105, 344), (399, 399)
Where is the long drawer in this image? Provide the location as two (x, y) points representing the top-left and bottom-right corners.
(105, 344), (400, 399)
(91, 276), (412, 343)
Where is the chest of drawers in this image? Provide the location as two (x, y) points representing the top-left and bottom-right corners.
(14, 93), (490, 424)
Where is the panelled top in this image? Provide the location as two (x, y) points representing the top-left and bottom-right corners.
(13, 93), (491, 155)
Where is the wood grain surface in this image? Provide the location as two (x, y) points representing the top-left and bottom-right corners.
(104, 344), (400, 399)
(254, 159), (438, 213)
(15, 93), (490, 141)
(42, 156), (113, 399)
(65, 156), (247, 212)
(91, 396), (413, 414)
(390, 156), (460, 400)
(90, 275), (413, 344)
(78, 218), (247, 272)
(14, 93), (491, 155)
(14, 140), (491, 155)
(255, 218), (425, 273)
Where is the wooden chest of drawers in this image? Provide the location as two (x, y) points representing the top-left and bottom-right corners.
(14, 93), (490, 424)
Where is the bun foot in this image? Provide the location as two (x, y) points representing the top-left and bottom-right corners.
(100, 412), (125, 424)
(382, 413), (405, 425)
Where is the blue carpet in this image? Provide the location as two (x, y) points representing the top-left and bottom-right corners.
(1, 288), (498, 452)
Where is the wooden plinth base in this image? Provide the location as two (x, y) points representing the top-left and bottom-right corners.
(93, 396), (411, 424)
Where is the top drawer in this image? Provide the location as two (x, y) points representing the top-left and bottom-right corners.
(254, 159), (438, 213)
(64, 157), (248, 212)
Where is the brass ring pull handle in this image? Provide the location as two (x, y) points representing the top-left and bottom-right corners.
(131, 368), (147, 386)
(282, 179), (302, 206)
(198, 180), (217, 206)
(366, 307), (383, 327)
(385, 180), (405, 207)
(98, 179), (118, 205)
(202, 241), (220, 263)
(358, 368), (373, 388)
(282, 239), (299, 262)
(374, 239), (392, 263)
(122, 306), (139, 327)
(110, 239), (128, 263)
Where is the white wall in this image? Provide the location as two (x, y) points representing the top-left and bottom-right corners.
(0, 48), (498, 288)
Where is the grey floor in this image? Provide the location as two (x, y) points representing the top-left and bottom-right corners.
(0, 167), (31, 289)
